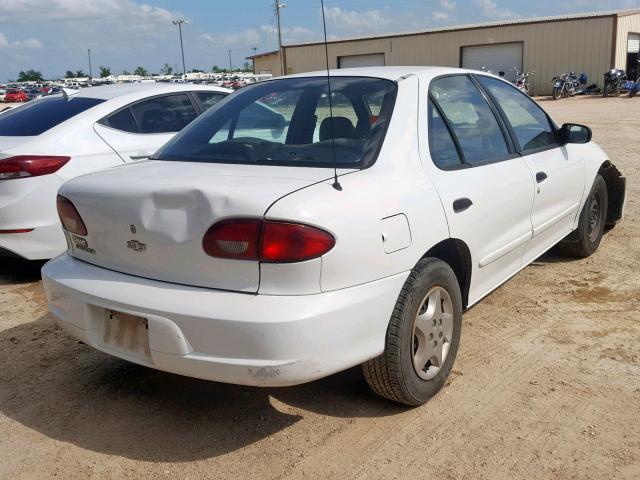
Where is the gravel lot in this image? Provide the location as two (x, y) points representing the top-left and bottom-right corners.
(0, 95), (638, 479)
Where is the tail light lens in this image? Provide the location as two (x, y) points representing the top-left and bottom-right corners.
(56, 195), (87, 236)
(203, 219), (335, 263)
(261, 222), (335, 262)
(0, 155), (70, 180)
(202, 219), (261, 260)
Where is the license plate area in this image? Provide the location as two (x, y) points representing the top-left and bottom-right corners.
(102, 309), (151, 362)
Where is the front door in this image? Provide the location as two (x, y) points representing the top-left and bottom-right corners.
(421, 75), (535, 305)
(474, 75), (585, 264)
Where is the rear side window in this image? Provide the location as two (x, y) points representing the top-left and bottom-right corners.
(196, 92), (226, 110)
(430, 75), (510, 166)
(0, 96), (105, 136)
(477, 76), (558, 153)
(100, 108), (138, 133)
(130, 94), (197, 134)
(428, 100), (461, 169)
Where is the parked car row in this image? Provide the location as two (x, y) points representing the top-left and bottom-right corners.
(0, 85), (63, 103)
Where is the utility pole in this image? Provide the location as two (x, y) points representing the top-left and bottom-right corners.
(251, 47), (257, 73)
(274, 0), (287, 75)
(173, 19), (188, 79)
(87, 48), (93, 81)
(228, 49), (233, 72)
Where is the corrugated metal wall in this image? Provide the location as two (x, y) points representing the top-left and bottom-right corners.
(253, 53), (282, 76)
(282, 16), (618, 95)
(615, 14), (640, 70)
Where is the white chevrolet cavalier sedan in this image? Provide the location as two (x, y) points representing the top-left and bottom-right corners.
(42, 67), (625, 405)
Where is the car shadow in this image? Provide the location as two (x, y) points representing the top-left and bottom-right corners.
(0, 314), (405, 462)
(0, 257), (46, 285)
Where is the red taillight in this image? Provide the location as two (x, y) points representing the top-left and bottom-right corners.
(261, 222), (335, 262)
(202, 219), (262, 260)
(0, 155), (70, 180)
(202, 219), (335, 263)
(56, 195), (87, 236)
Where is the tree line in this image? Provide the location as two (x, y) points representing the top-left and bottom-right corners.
(14, 61), (254, 82)
(17, 62), (252, 82)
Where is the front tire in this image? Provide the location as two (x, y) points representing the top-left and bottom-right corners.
(362, 258), (462, 406)
(553, 87), (562, 100)
(559, 175), (608, 258)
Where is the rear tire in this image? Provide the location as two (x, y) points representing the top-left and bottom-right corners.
(559, 175), (608, 258)
(362, 258), (462, 406)
(630, 87), (639, 98)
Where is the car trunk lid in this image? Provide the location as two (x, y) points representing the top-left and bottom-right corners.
(60, 160), (334, 292)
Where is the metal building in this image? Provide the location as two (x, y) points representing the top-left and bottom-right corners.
(248, 9), (640, 95)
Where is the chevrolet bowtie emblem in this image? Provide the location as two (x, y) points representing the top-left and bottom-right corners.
(127, 239), (147, 252)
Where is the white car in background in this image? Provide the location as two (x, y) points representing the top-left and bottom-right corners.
(0, 83), (230, 259)
(42, 67), (625, 405)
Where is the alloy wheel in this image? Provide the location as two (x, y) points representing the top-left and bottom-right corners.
(412, 286), (454, 380)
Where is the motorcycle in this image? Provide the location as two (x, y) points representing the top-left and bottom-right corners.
(513, 67), (535, 96)
(551, 72), (587, 100)
(603, 69), (627, 97)
(630, 60), (640, 98)
(630, 79), (640, 98)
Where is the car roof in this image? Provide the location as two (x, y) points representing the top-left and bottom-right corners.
(285, 66), (477, 81)
(74, 82), (231, 100)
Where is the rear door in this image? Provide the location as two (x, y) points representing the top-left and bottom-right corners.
(94, 93), (200, 162)
(421, 75), (535, 304)
(475, 75), (585, 264)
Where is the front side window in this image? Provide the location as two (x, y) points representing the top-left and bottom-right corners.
(0, 96), (105, 136)
(430, 75), (510, 166)
(477, 76), (558, 153)
(154, 76), (397, 168)
(130, 94), (198, 134)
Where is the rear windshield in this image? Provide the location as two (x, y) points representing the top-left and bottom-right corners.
(0, 96), (105, 136)
(154, 76), (397, 168)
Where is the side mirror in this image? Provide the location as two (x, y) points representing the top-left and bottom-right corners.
(270, 111), (286, 137)
(558, 123), (592, 144)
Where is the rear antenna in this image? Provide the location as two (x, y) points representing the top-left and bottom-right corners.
(320, 0), (342, 191)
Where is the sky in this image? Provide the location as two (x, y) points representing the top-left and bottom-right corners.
(0, 0), (639, 81)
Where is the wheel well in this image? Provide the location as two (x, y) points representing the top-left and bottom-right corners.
(423, 239), (472, 309)
(598, 161), (626, 226)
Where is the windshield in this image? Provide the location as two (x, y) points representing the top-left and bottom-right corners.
(0, 96), (105, 136)
(154, 76), (397, 168)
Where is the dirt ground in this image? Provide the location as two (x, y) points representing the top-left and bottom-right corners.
(0, 95), (638, 480)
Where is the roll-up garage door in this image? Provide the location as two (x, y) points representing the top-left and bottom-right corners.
(628, 34), (640, 81)
(461, 43), (523, 82)
(629, 34), (640, 53)
(338, 53), (385, 69)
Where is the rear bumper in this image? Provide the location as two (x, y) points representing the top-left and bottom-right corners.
(0, 224), (66, 260)
(42, 254), (408, 386)
(0, 174), (65, 259)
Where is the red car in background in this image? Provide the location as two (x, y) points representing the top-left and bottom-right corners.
(4, 89), (28, 102)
